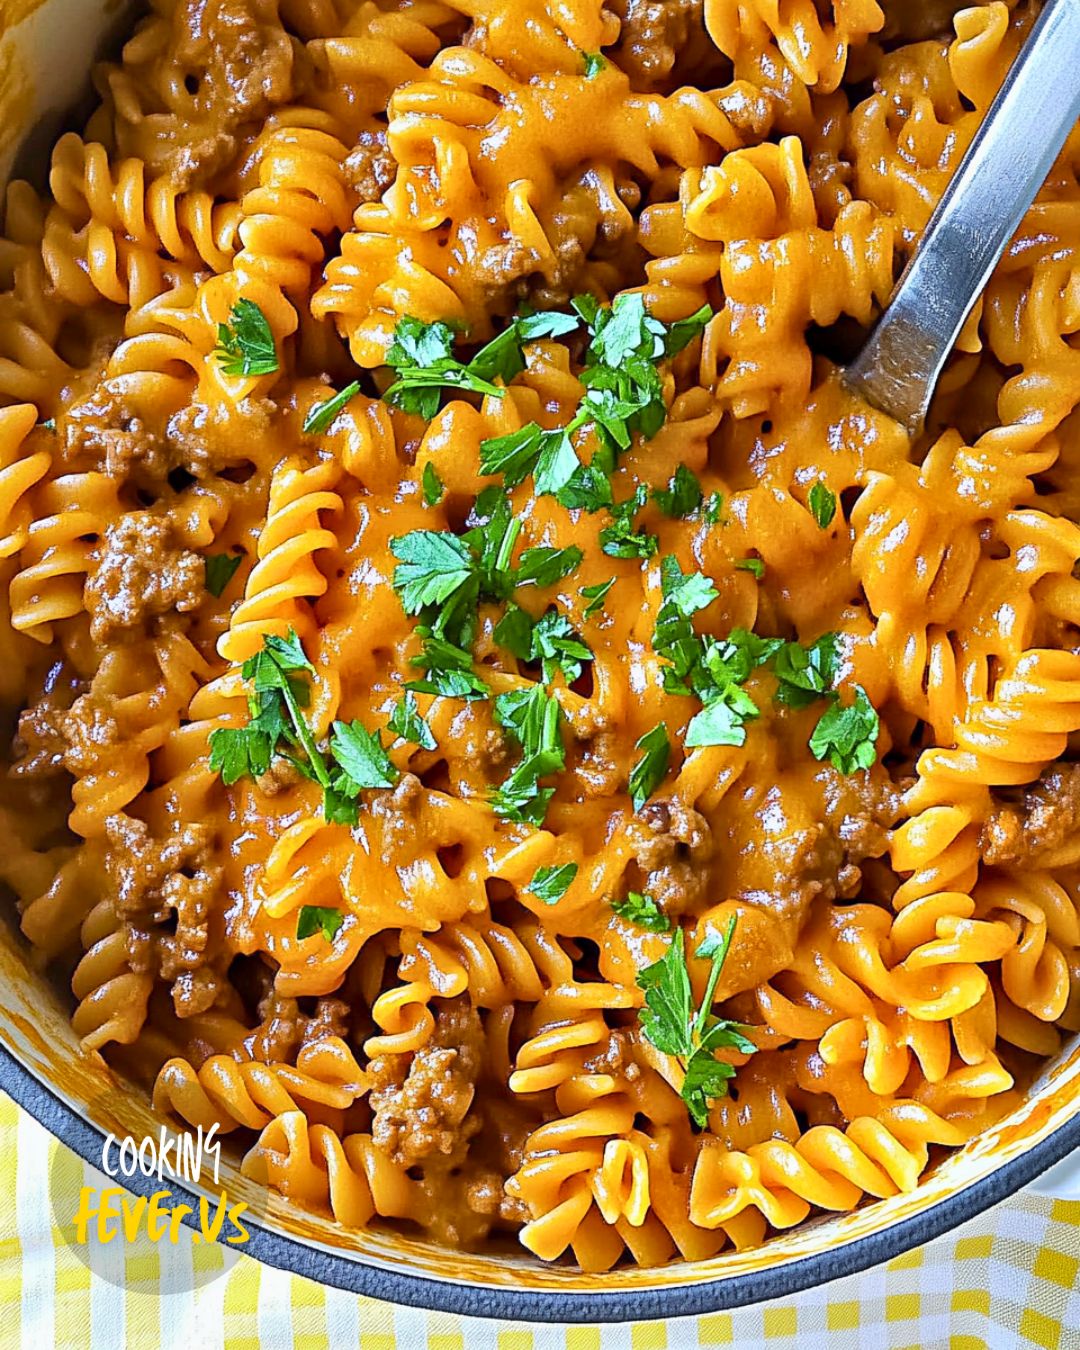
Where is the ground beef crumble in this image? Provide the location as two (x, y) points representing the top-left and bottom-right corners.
(625, 797), (714, 915)
(61, 379), (271, 485)
(135, 0), (304, 188)
(10, 686), (73, 779)
(738, 765), (903, 922)
(345, 128), (397, 205)
(368, 772), (424, 856)
(105, 812), (225, 1018)
(368, 998), (484, 1167)
(84, 514), (203, 643)
(609, 0), (707, 89)
(980, 765), (1080, 867)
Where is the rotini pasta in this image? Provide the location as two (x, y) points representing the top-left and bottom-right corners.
(0, 0), (1077, 1274)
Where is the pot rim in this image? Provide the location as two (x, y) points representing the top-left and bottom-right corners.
(2, 1041), (1077, 1323)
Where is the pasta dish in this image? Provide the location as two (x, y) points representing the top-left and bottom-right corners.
(0, 0), (1078, 1271)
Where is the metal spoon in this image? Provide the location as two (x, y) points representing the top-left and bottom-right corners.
(845, 0), (1080, 435)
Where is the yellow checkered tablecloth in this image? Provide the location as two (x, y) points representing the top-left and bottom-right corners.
(1, 1093), (1076, 1350)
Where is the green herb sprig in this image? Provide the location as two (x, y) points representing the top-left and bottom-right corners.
(478, 294), (712, 499)
(213, 299), (278, 377)
(296, 906), (343, 942)
(205, 553), (243, 598)
(528, 862), (578, 905)
(208, 631), (402, 825)
(612, 891), (671, 932)
(490, 683), (566, 824)
(636, 918), (756, 1126)
(383, 311), (578, 419)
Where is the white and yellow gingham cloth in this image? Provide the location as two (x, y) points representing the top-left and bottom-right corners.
(1, 1093), (1077, 1350)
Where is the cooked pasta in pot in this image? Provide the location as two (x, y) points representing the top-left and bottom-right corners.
(0, 0), (1078, 1271)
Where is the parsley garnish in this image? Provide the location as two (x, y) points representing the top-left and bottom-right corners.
(304, 381), (361, 435)
(384, 312), (577, 418)
(652, 566), (781, 747)
(479, 422), (581, 496)
(208, 631), (406, 823)
(685, 686), (759, 748)
(491, 684), (565, 823)
(653, 557), (718, 658)
(601, 486), (658, 560)
(810, 685), (879, 773)
(384, 319), (495, 418)
(582, 51), (605, 77)
(557, 463), (614, 513)
(390, 530), (476, 614)
(636, 919), (756, 1127)
(530, 610), (592, 684)
(516, 545), (583, 588)
(577, 294), (710, 454)
(629, 724), (670, 810)
(213, 299), (278, 377)
(391, 493), (581, 665)
(735, 557), (764, 579)
(581, 578), (615, 619)
(653, 465), (703, 519)
(208, 631), (313, 787)
(808, 481), (837, 530)
(479, 295), (712, 498)
(702, 491), (725, 525)
(528, 862), (578, 905)
(422, 462), (445, 506)
(406, 634), (489, 702)
(388, 691), (436, 749)
(296, 906), (343, 942)
(330, 719), (398, 794)
(611, 891), (671, 932)
(493, 604), (534, 661)
(773, 633), (839, 708)
(495, 606), (591, 683)
(205, 553), (243, 598)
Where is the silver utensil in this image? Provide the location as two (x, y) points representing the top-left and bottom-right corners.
(845, 0), (1080, 434)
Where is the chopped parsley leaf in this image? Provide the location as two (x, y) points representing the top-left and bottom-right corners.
(213, 298), (278, 377)
(528, 862), (578, 905)
(390, 530), (476, 614)
(422, 461), (445, 506)
(330, 719), (398, 795)
(612, 891), (671, 932)
(516, 545), (583, 588)
(387, 691), (436, 750)
(636, 918), (756, 1127)
(601, 486), (658, 560)
(808, 480), (837, 530)
(653, 464), (703, 518)
(530, 609), (592, 684)
(581, 578), (615, 619)
(629, 723), (670, 811)
(304, 381), (361, 435)
(773, 633), (840, 708)
(809, 685), (879, 774)
(491, 684), (565, 823)
(384, 312), (579, 419)
(204, 553), (243, 598)
(296, 906), (343, 942)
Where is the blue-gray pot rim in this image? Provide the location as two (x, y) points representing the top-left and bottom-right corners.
(2, 1039), (1076, 1324)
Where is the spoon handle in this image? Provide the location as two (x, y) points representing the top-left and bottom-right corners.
(845, 0), (1080, 433)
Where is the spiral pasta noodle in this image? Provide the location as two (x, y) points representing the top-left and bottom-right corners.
(0, 0), (1077, 1273)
